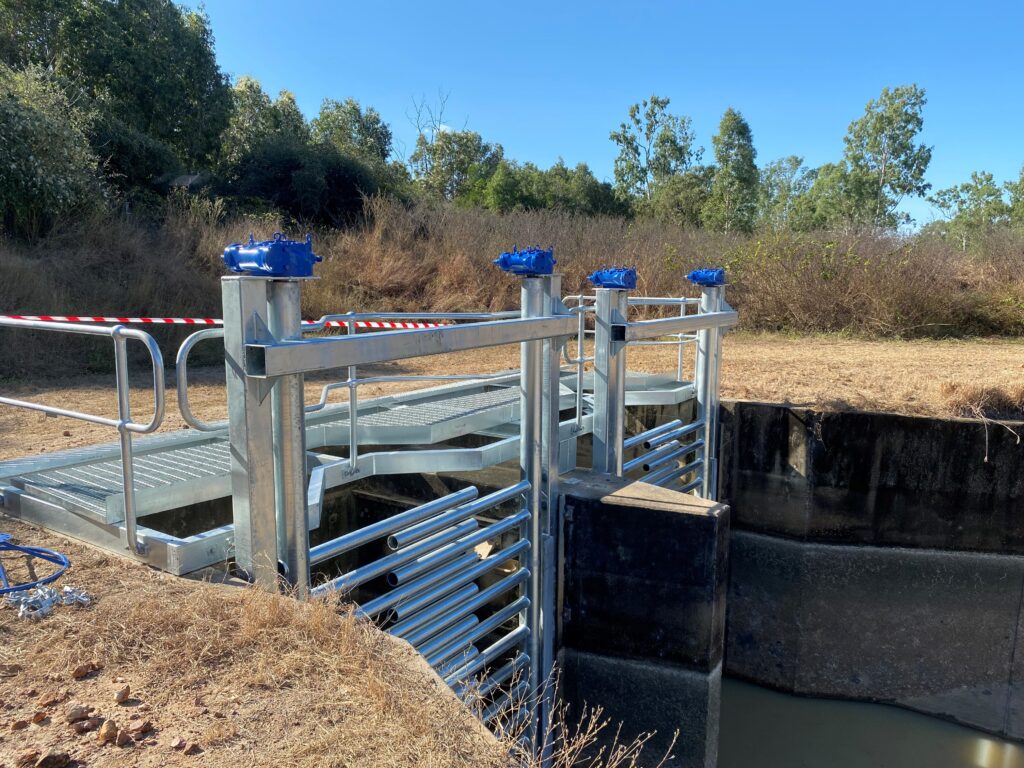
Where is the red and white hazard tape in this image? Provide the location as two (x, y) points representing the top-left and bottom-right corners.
(0, 315), (444, 330)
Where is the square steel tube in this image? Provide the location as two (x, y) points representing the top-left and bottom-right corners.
(615, 309), (738, 342)
(245, 316), (578, 377)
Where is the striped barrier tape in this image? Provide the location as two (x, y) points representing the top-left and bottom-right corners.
(0, 315), (445, 330)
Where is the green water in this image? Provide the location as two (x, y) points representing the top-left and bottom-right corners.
(719, 679), (1024, 768)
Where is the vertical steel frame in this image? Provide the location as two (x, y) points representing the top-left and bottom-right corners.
(696, 285), (724, 499)
(592, 288), (628, 475)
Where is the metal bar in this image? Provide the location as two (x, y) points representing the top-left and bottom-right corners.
(592, 288), (628, 475)
(679, 476), (704, 494)
(677, 299), (687, 380)
(387, 583), (481, 639)
(247, 315), (578, 377)
(388, 509), (529, 586)
(623, 419), (683, 451)
(113, 334), (141, 556)
(421, 615), (481, 663)
(176, 328), (227, 432)
(642, 443), (691, 474)
(521, 279), (545, 718)
(349, 552), (482, 617)
(645, 420), (705, 449)
(645, 457), (704, 487)
(309, 485), (478, 565)
(619, 309), (737, 342)
(318, 519), (479, 593)
(222, 277), (279, 587)
(437, 647), (481, 678)
(445, 624), (530, 686)
(425, 596), (529, 668)
(388, 539), (529, 623)
(269, 280), (310, 594)
(387, 481), (530, 550)
(627, 297), (702, 306)
(395, 568), (529, 647)
(304, 311), (521, 331)
(468, 652), (530, 700)
(483, 681), (530, 725)
(623, 440), (680, 474)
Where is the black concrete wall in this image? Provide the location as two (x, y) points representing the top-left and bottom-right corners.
(719, 401), (1024, 740)
(560, 472), (729, 768)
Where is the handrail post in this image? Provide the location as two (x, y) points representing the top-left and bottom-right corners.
(112, 328), (144, 555)
(592, 287), (629, 476)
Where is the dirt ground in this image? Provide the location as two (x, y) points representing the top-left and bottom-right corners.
(0, 518), (505, 768)
(1, 334), (1022, 462)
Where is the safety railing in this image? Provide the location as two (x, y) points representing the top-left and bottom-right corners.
(0, 317), (165, 553)
(589, 274), (736, 498)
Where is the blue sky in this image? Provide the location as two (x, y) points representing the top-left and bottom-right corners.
(190, 0), (1024, 225)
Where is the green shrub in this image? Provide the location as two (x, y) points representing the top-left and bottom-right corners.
(0, 65), (105, 238)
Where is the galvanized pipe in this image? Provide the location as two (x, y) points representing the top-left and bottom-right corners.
(646, 457), (704, 487)
(642, 444), (690, 474)
(317, 519), (478, 593)
(346, 314), (358, 471)
(175, 327), (227, 431)
(335, 552), (481, 616)
(467, 652), (530, 700)
(592, 288), (628, 476)
(445, 624), (530, 686)
(387, 539), (530, 622)
(623, 419), (683, 451)
(436, 646), (480, 677)
(387, 583), (480, 639)
(644, 420), (705, 450)
(622, 440), (680, 475)
(428, 596), (529, 669)
(269, 280), (310, 594)
(395, 568), (529, 647)
(309, 486), (479, 565)
(113, 332), (141, 555)
(388, 509), (530, 587)
(386, 481), (529, 550)
(483, 680), (531, 725)
(679, 476), (704, 494)
(421, 615), (481, 663)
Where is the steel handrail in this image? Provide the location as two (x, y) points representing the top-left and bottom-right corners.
(0, 317), (165, 555)
(303, 310), (520, 333)
(176, 327), (227, 432)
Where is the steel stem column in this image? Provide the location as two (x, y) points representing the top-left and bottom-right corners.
(269, 279), (310, 595)
(524, 274), (548, 745)
(592, 288), (628, 475)
(697, 285), (724, 499)
(223, 276), (279, 589)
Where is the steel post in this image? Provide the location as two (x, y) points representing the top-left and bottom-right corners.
(697, 285), (724, 499)
(592, 288), (628, 475)
(222, 276), (279, 589)
(268, 280), (309, 595)
(520, 277), (545, 740)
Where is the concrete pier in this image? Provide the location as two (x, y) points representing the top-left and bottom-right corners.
(559, 471), (730, 768)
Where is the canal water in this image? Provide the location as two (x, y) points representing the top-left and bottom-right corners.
(719, 679), (1024, 768)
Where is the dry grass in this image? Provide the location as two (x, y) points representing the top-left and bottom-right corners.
(4, 196), (1024, 376)
(939, 382), (1024, 419)
(0, 518), (506, 768)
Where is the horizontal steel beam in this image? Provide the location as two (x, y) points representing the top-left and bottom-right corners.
(246, 316), (578, 377)
(615, 309), (738, 342)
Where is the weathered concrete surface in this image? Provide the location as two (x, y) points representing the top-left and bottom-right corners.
(560, 649), (721, 768)
(561, 471), (728, 767)
(726, 525), (1024, 739)
(719, 401), (1024, 552)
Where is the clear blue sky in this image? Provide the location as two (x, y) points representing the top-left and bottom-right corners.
(189, 0), (1024, 225)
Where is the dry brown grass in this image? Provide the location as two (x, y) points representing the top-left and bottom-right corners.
(4, 196), (1024, 376)
(939, 382), (1024, 419)
(0, 518), (506, 768)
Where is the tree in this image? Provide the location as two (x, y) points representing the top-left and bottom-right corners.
(1005, 168), (1024, 228)
(218, 78), (309, 177)
(0, 64), (104, 238)
(648, 167), (714, 228)
(757, 156), (814, 230)
(929, 171), (1011, 250)
(311, 97), (393, 165)
(410, 128), (503, 201)
(703, 108), (758, 232)
(843, 84), (932, 227)
(609, 95), (699, 200)
(5, 0), (232, 167)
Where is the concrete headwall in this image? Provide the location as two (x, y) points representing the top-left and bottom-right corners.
(719, 401), (1024, 740)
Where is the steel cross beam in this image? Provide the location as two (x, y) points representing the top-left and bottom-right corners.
(245, 316), (578, 377)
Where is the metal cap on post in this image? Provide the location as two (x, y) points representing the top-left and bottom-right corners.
(589, 267), (636, 476)
(688, 267), (726, 500)
(222, 233), (319, 593)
